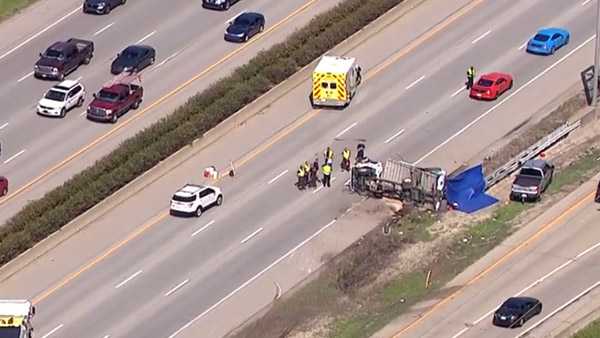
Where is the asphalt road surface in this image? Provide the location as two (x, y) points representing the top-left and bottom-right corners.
(0, 0), (597, 337)
(0, 0), (343, 223)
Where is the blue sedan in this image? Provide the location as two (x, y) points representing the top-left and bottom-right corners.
(526, 28), (570, 55)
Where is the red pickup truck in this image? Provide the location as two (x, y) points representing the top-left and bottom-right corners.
(86, 74), (143, 123)
(0, 176), (7, 197)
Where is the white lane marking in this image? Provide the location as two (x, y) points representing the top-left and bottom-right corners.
(4, 150), (25, 164)
(405, 75), (425, 90)
(191, 220), (215, 237)
(450, 328), (469, 338)
(153, 50), (182, 70)
(167, 219), (337, 338)
(582, 0), (593, 5)
(451, 86), (465, 97)
(0, 6), (80, 61)
(313, 185), (324, 194)
(515, 281), (600, 338)
(80, 111), (87, 117)
(0, 122), (8, 130)
(471, 30), (492, 44)
(93, 22), (114, 36)
(115, 270), (142, 289)
(137, 31), (157, 44)
(240, 227), (264, 244)
(103, 335), (110, 338)
(518, 40), (528, 50)
(165, 279), (190, 296)
(17, 71), (33, 82)
(415, 34), (596, 165)
(268, 169), (288, 184)
(384, 128), (405, 144)
(41, 324), (64, 338)
(335, 122), (358, 138)
(452, 238), (600, 337)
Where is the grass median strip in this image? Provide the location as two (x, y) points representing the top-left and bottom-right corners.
(572, 318), (600, 338)
(0, 0), (37, 21)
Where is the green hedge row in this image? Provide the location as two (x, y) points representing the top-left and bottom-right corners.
(0, 0), (405, 265)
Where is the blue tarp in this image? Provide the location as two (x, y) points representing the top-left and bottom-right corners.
(446, 164), (498, 213)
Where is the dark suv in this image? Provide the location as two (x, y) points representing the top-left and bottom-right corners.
(83, 0), (126, 14)
(202, 0), (240, 10)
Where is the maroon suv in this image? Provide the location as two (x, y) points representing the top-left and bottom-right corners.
(86, 74), (143, 123)
(0, 176), (7, 197)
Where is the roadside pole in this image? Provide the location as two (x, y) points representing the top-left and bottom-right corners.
(593, 0), (600, 117)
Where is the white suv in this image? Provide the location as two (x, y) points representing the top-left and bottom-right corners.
(170, 184), (223, 217)
(37, 80), (85, 118)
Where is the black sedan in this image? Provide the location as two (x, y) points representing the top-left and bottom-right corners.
(83, 0), (126, 15)
(111, 45), (156, 75)
(493, 297), (542, 328)
(202, 0), (240, 10)
(224, 12), (265, 43)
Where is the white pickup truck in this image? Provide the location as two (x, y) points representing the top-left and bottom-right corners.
(37, 79), (86, 118)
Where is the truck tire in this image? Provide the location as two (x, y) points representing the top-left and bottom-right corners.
(105, 5), (112, 14)
(132, 99), (141, 109)
(223, 1), (230, 10)
(58, 72), (65, 81)
(1, 187), (7, 197)
(195, 206), (203, 217)
(216, 195), (223, 206)
(59, 108), (66, 118)
(111, 113), (118, 124)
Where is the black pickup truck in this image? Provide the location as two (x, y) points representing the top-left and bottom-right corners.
(34, 38), (94, 80)
(510, 159), (554, 202)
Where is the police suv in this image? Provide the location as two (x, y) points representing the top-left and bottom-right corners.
(170, 184), (223, 217)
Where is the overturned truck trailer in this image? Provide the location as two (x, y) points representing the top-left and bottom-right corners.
(351, 159), (446, 211)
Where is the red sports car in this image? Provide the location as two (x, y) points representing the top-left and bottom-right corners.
(470, 72), (513, 100)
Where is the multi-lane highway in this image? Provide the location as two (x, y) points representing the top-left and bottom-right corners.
(389, 172), (600, 338)
(0, 0), (343, 223)
(0, 0), (598, 337)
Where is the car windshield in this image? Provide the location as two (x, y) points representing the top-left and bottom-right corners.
(45, 89), (66, 101)
(520, 168), (541, 176)
(533, 33), (550, 42)
(173, 195), (195, 202)
(0, 327), (22, 338)
(477, 79), (494, 87)
(97, 90), (120, 102)
(123, 50), (139, 59)
(44, 49), (63, 59)
(234, 17), (252, 26)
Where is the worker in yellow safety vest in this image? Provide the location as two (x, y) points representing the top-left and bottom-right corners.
(466, 65), (475, 89)
(297, 165), (306, 190)
(322, 163), (332, 187)
(341, 147), (351, 172)
(324, 146), (334, 164)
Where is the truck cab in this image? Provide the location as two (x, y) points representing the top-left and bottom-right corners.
(0, 300), (35, 338)
(87, 73), (143, 123)
(510, 159), (554, 202)
(34, 38), (94, 80)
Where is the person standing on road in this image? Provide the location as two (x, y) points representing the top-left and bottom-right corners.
(341, 146), (351, 172)
(303, 161), (311, 187)
(324, 146), (334, 164)
(466, 66), (475, 90)
(309, 158), (319, 188)
(322, 162), (332, 188)
(297, 164), (306, 190)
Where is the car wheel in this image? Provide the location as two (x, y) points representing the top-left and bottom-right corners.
(244, 34), (249, 42)
(1, 187), (7, 197)
(121, 0), (127, 4)
(216, 195), (223, 206)
(105, 5), (112, 14)
(111, 113), (118, 123)
(150, 57), (155, 65)
(519, 318), (525, 327)
(195, 206), (203, 217)
(259, 24), (264, 33)
(83, 55), (91, 65)
(508, 80), (513, 90)
(77, 96), (84, 107)
(57, 73), (64, 81)
(551, 46), (556, 55)
(132, 99), (141, 109)
(537, 303), (543, 314)
(59, 108), (66, 118)
(223, 1), (230, 10)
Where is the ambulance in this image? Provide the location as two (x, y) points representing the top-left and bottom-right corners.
(0, 300), (35, 338)
(311, 55), (362, 108)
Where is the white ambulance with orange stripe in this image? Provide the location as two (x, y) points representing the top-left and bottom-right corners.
(311, 55), (362, 108)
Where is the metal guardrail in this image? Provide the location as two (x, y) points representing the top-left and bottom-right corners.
(484, 120), (581, 189)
